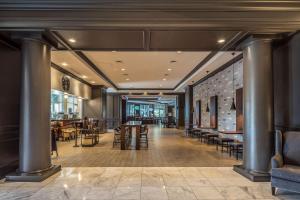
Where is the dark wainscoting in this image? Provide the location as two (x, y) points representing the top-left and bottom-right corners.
(273, 33), (300, 131)
(210, 96), (218, 129)
(236, 88), (243, 131)
(0, 42), (21, 178)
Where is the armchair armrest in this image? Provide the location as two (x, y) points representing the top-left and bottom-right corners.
(271, 153), (283, 168)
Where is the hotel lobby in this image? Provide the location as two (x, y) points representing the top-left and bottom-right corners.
(1, 1), (300, 199)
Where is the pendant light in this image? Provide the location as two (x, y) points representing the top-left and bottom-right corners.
(230, 53), (236, 111)
(205, 71), (210, 112)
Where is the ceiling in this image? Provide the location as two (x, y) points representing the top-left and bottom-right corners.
(83, 51), (210, 89)
(51, 51), (109, 86)
(56, 30), (239, 51)
(176, 51), (242, 90)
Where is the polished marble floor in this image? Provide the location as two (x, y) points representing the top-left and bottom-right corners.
(52, 126), (241, 167)
(1, 167), (299, 200)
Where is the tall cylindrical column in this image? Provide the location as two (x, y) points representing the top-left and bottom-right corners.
(243, 39), (274, 173)
(19, 38), (52, 173)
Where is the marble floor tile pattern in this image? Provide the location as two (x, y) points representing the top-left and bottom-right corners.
(52, 126), (241, 167)
(1, 167), (299, 200)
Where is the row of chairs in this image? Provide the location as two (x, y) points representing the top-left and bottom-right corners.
(186, 128), (243, 160)
(113, 125), (149, 149)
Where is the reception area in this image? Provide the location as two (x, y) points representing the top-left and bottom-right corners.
(1, 1), (300, 200)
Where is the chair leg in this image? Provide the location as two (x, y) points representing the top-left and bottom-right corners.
(271, 187), (276, 196)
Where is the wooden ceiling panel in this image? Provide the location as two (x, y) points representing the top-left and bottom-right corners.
(57, 30), (144, 50)
(150, 31), (239, 51)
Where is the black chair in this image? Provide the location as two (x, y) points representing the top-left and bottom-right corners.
(271, 130), (300, 195)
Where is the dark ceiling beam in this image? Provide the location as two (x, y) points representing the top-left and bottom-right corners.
(173, 31), (247, 90)
(51, 62), (93, 87)
(118, 88), (174, 91)
(2, 1), (300, 11)
(49, 31), (118, 89)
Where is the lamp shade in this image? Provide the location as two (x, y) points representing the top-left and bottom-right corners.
(206, 103), (210, 112)
(230, 98), (236, 110)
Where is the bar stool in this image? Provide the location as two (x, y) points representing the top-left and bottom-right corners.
(215, 137), (234, 152)
(229, 142), (243, 160)
(140, 126), (149, 148)
(199, 131), (210, 143)
(205, 133), (219, 144)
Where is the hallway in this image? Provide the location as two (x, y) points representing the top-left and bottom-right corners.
(52, 126), (240, 167)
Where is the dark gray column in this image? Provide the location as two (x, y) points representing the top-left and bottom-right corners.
(234, 38), (274, 182)
(6, 36), (60, 182)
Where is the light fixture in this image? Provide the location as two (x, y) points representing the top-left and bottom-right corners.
(82, 75), (87, 79)
(61, 62), (68, 66)
(121, 68), (126, 71)
(217, 39), (225, 44)
(91, 81), (95, 84)
(112, 50), (117, 53)
(168, 68), (172, 71)
(68, 38), (76, 43)
(163, 78), (166, 81)
(159, 84), (162, 87)
(230, 52), (237, 111)
(64, 94), (68, 99)
(177, 51), (182, 54)
(126, 78), (130, 81)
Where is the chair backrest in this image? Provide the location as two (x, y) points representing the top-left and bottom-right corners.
(283, 131), (300, 165)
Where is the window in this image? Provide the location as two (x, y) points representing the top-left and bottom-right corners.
(50, 89), (83, 119)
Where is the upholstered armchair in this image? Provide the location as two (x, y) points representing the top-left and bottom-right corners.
(271, 130), (300, 195)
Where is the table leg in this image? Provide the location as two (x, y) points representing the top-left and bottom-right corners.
(136, 126), (141, 150)
(121, 126), (126, 150)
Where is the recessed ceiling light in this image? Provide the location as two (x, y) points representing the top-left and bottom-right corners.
(68, 38), (76, 43)
(91, 81), (95, 84)
(170, 60), (177, 63)
(121, 68), (126, 71)
(61, 62), (68, 66)
(126, 78), (130, 81)
(112, 50), (117, 53)
(82, 75), (87, 79)
(177, 51), (182, 54)
(163, 78), (167, 81)
(168, 68), (172, 71)
(218, 39), (225, 44)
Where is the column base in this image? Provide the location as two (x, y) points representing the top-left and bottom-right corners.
(233, 165), (270, 182)
(5, 165), (61, 182)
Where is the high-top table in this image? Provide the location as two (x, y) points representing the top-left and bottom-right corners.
(121, 121), (142, 150)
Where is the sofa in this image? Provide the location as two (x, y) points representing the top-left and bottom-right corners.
(271, 130), (300, 195)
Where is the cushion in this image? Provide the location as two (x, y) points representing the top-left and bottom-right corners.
(272, 165), (300, 183)
(283, 131), (300, 165)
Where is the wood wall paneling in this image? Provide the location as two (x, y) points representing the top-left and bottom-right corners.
(210, 96), (218, 129)
(273, 33), (300, 131)
(236, 88), (243, 131)
(196, 100), (201, 127)
(0, 42), (21, 178)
